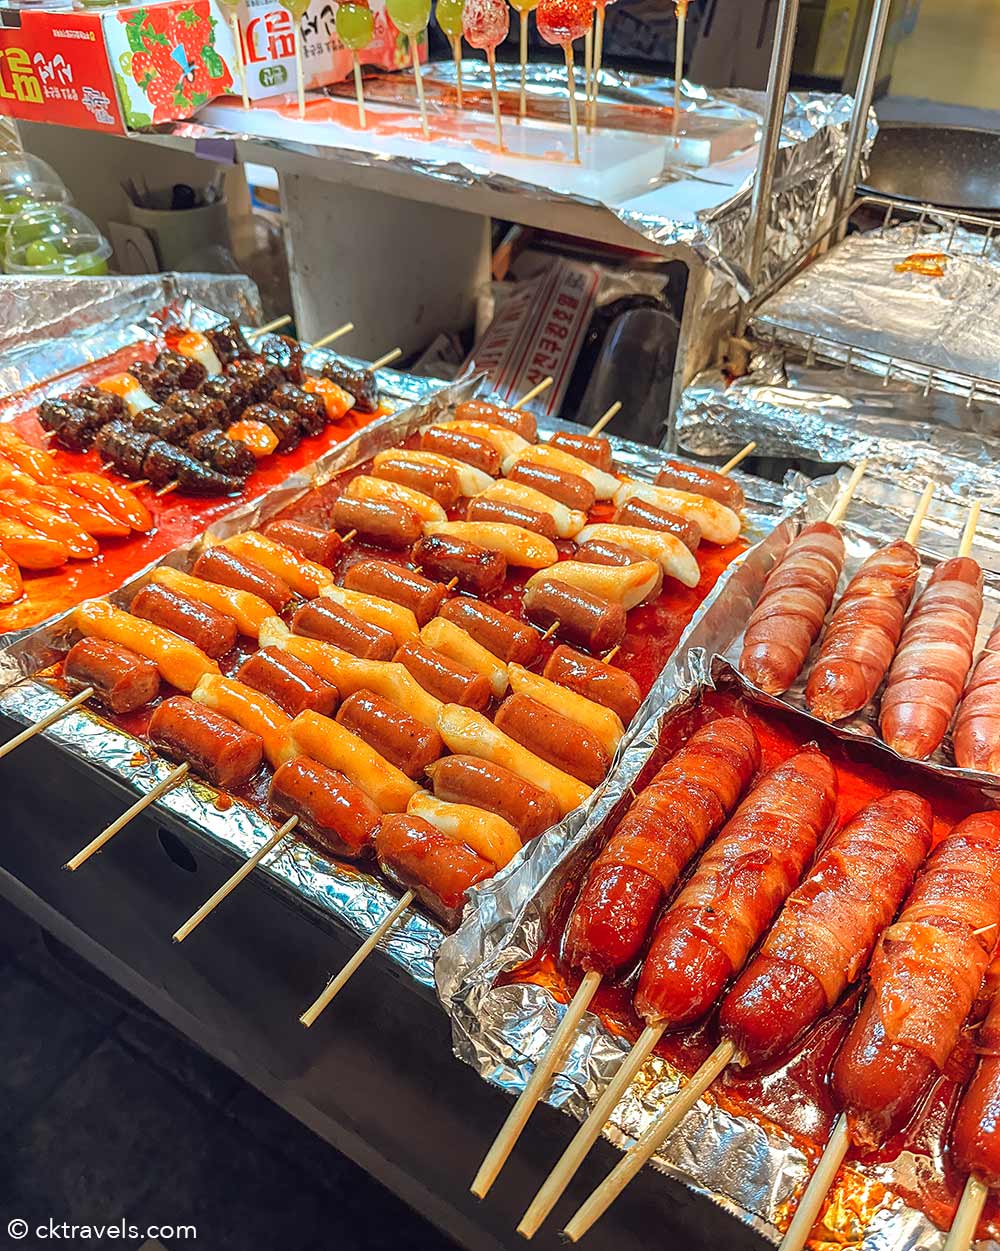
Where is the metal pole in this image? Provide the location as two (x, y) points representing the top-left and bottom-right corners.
(834, 0), (893, 236)
(746, 0), (801, 291)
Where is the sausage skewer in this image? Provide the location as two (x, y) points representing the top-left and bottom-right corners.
(777, 813), (1000, 1251)
(471, 717), (760, 1202)
(518, 789), (931, 1240)
(172, 814), (299, 942)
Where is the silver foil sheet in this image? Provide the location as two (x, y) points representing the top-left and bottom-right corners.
(676, 349), (1000, 500)
(0, 274), (262, 398)
(437, 467), (1000, 1251)
(0, 380), (791, 996)
(751, 222), (1000, 397)
(168, 65), (871, 301)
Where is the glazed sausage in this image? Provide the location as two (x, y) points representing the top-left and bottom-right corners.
(615, 497), (701, 552)
(548, 432), (613, 471)
(149, 695), (263, 788)
(832, 812), (1000, 1147)
(613, 481), (740, 546)
(634, 748), (837, 1029)
(346, 474), (446, 524)
(330, 495), (423, 548)
(425, 755), (560, 840)
(423, 521), (558, 570)
(288, 709), (420, 813)
(576, 523), (699, 587)
(438, 598), (540, 666)
(130, 583), (238, 660)
(73, 600), (219, 693)
(480, 479), (586, 539)
(394, 639), (492, 711)
(507, 663), (622, 757)
(525, 556), (659, 609)
(260, 519), (343, 568)
(292, 599), (396, 661)
(319, 584), (418, 647)
(564, 717), (760, 976)
(436, 704), (592, 817)
(342, 559), (445, 627)
(269, 756), (379, 859)
(421, 616), (507, 698)
(522, 579), (626, 654)
(719, 790), (932, 1068)
(373, 449), (493, 499)
(453, 399), (537, 442)
(235, 647), (339, 717)
(375, 813), (494, 929)
(951, 989), (1000, 1186)
(192, 673), (292, 769)
(371, 454), (461, 508)
(63, 638), (160, 714)
(408, 791), (521, 870)
(543, 645), (641, 724)
(466, 497), (558, 541)
(575, 540), (634, 566)
(656, 459), (745, 511)
(193, 545), (294, 612)
(739, 522), (846, 696)
(954, 621), (1000, 774)
(441, 419), (530, 463)
(806, 539), (921, 722)
(495, 693), (610, 787)
(411, 533), (506, 597)
(150, 567), (274, 640)
(336, 689), (444, 779)
(420, 427), (501, 475)
(507, 460), (596, 513)
(216, 532), (332, 599)
(880, 556), (983, 759)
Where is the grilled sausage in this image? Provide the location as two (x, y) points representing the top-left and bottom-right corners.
(269, 756), (380, 859)
(437, 597), (540, 666)
(342, 559), (445, 626)
(148, 695), (263, 788)
(336, 689), (444, 779)
(236, 647), (339, 717)
(425, 754), (560, 840)
(130, 583), (238, 660)
(63, 638), (160, 714)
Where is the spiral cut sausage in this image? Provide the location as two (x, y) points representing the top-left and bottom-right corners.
(953, 621), (1000, 775)
(634, 748), (837, 1029)
(720, 790), (932, 1068)
(951, 985), (1000, 1186)
(739, 522), (845, 695)
(805, 539), (920, 722)
(832, 812), (1000, 1147)
(563, 717), (761, 977)
(879, 556), (983, 759)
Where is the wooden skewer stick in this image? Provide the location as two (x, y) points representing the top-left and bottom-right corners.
(776, 1113), (851, 1251)
(294, 17), (306, 119)
(587, 401), (621, 437)
(549, 1038), (737, 1239)
(248, 314), (293, 339)
(446, 576), (460, 590)
(65, 762), (189, 871)
(959, 500), (981, 559)
(452, 35), (464, 108)
(310, 322), (355, 350)
(672, 0), (687, 143)
(825, 460), (867, 526)
(342, 529), (358, 543)
(540, 621), (559, 642)
(0, 686), (94, 762)
(519, 11), (529, 121)
(411, 35), (430, 139)
(602, 644), (620, 663)
(943, 1174), (989, 1251)
(563, 42), (580, 165)
(155, 481), (181, 497)
(583, 25), (593, 133)
(486, 48), (505, 152)
(172, 815), (298, 943)
(369, 347), (403, 372)
(514, 376), (554, 409)
(300, 888), (415, 1026)
(352, 52), (366, 127)
(719, 441), (756, 474)
(519, 1023), (666, 1235)
(229, 11), (250, 109)
(126, 479), (150, 490)
(472, 970), (603, 1199)
(904, 481), (935, 546)
(591, 0), (605, 127)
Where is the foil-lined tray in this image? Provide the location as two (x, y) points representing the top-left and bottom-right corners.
(0, 379), (793, 997)
(169, 65), (870, 301)
(675, 349), (1000, 501)
(437, 468), (999, 1251)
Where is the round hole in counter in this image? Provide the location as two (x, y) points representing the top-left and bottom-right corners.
(157, 827), (197, 873)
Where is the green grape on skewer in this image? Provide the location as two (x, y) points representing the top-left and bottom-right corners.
(436, 0), (466, 107)
(336, 2), (374, 127)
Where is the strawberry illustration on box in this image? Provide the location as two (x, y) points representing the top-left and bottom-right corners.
(114, 1), (233, 125)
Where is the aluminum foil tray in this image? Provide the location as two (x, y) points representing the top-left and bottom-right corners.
(437, 468), (1000, 1251)
(0, 380), (793, 998)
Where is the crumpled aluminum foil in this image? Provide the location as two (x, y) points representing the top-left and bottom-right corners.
(675, 350), (1000, 502)
(437, 468), (1000, 1251)
(751, 222), (1000, 396)
(0, 274), (262, 398)
(168, 65), (871, 301)
(0, 379), (792, 997)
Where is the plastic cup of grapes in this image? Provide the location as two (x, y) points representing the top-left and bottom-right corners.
(4, 203), (111, 276)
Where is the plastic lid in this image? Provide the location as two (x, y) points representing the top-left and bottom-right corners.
(0, 154), (70, 219)
(4, 202), (111, 276)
